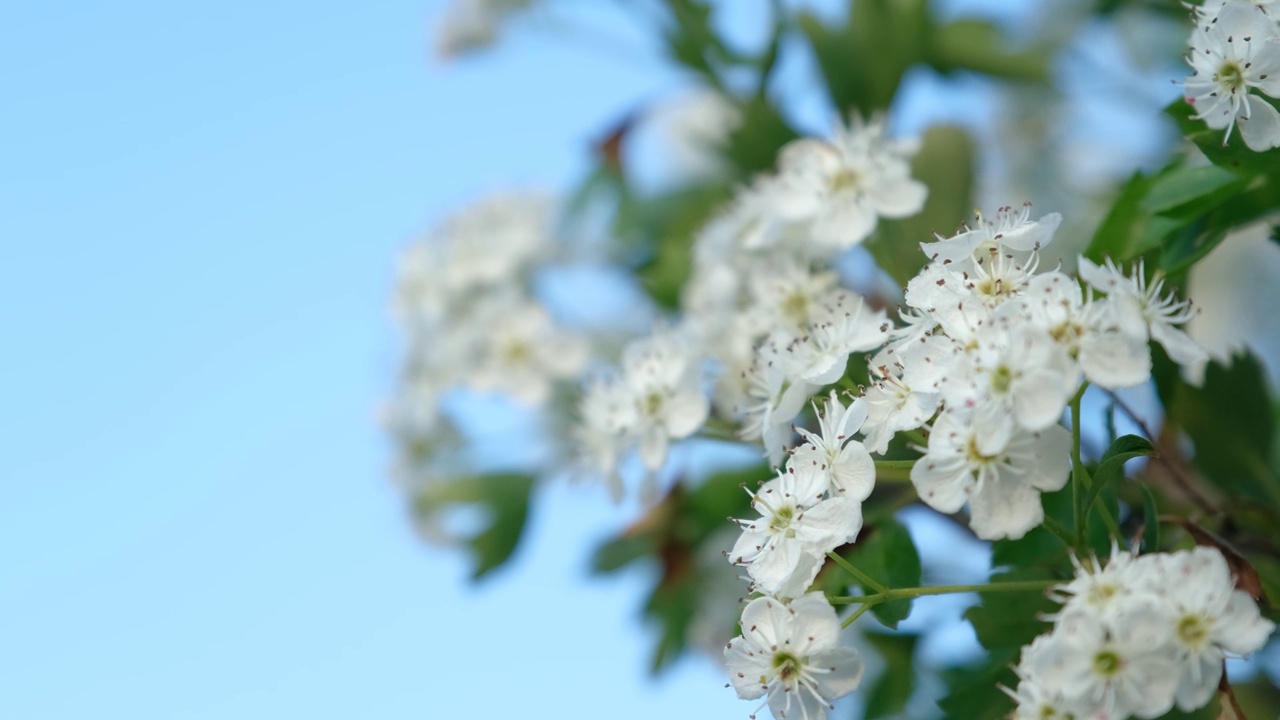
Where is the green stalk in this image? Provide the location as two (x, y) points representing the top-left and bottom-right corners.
(832, 579), (1057, 627)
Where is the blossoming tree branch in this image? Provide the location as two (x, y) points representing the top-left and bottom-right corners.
(397, 0), (1280, 717)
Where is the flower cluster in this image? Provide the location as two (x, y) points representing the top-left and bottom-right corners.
(680, 115), (914, 465)
(721, 392), (873, 719)
(1182, 0), (1280, 151)
(852, 205), (1202, 540)
(574, 327), (709, 501)
(388, 192), (587, 481)
(1008, 545), (1275, 719)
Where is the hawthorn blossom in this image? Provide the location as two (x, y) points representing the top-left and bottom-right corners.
(1077, 257), (1208, 369)
(1016, 271), (1152, 389)
(909, 410), (1070, 540)
(790, 392), (876, 500)
(1156, 547), (1276, 710)
(1030, 599), (1179, 719)
(771, 115), (927, 251)
(725, 593), (865, 720)
(616, 328), (710, 470)
(1182, 0), (1280, 151)
(739, 341), (818, 467)
(1012, 545), (1275, 718)
(729, 460), (862, 598)
(919, 204), (1062, 266)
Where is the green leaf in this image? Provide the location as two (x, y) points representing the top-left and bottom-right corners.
(1140, 483), (1161, 554)
(964, 567), (1058, 650)
(631, 183), (733, 308)
(1141, 164), (1247, 218)
(991, 484), (1073, 570)
(413, 473), (536, 580)
(863, 631), (918, 720)
(796, 0), (928, 116)
(644, 573), (698, 672)
(1167, 352), (1280, 505)
(1083, 434), (1155, 520)
(936, 648), (1019, 720)
(926, 19), (1050, 82)
(841, 513), (922, 629)
(591, 532), (657, 573)
(1083, 170), (1164, 263)
(870, 125), (975, 286)
(1165, 97), (1280, 175)
(720, 96), (798, 176)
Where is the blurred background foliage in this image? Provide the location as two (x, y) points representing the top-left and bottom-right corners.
(417, 0), (1280, 717)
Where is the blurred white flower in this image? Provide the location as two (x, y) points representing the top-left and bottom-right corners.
(771, 114), (927, 251)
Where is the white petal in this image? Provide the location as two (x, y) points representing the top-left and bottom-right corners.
(867, 177), (927, 218)
(1239, 95), (1280, 151)
(910, 455), (972, 513)
(832, 442), (876, 501)
(1025, 424), (1072, 492)
(812, 193), (877, 249)
(793, 496), (862, 548)
(812, 646), (866, 699)
(1150, 320), (1209, 368)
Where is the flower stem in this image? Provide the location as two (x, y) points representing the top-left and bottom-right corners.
(1042, 516), (1075, 548)
(832, 579), (1057, 627)
(874, 459), (915, 483)
(825, 551), (887, 594)
(1069, 382), (1090, 551)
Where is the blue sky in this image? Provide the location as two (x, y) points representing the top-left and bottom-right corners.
(0, 1), (751, 717)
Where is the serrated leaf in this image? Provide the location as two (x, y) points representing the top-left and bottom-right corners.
(1142, 164), (1248, 217)
(1165, 98), (1280, 175)
(1168, 352), (1279, 505)
(964, 567), (1057, 650)
(1084, 171), (1161, 263)
(413, 473), (536, 580)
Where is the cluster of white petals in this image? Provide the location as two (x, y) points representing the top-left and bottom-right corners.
(435, 0), (533, 58)
(573, 327), (710, 500)
(729, 392), (871, 598)
(388, 193), (588, 480)
(1008, 545), (1275, 719)
(1182, 0), (1280, 151)
(725, 593), (865, 720)
(847, 204), (1209, 540)
(678, 115), (922, 452)
(724, 392), (873, 719)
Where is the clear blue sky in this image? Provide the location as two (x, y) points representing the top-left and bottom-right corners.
(0, 1), (802, 718)
(0, 1), (1179, 718)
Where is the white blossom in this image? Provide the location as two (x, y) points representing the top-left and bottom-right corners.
(770, 115), (927, 251)
(1077, 257), (1208, 369)
(1183, 0), (1280, 150)
(729, 461), (862, 598)
(725, 593), (865, 720)
(790, 391), (876, 500)
(910, 410), (1070, 540)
